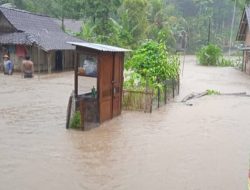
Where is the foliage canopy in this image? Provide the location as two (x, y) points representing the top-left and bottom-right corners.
(196, 44), (234, 67)
(125, 40), (180, 90)
(1, 0), (245, 52)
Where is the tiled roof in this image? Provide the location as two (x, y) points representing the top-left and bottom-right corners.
(0, 32), (34, 45)
(0, 6), (84, 51)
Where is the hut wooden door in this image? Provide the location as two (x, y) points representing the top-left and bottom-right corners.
(112, 53), (123, 117)
(99, 53), (123, 123)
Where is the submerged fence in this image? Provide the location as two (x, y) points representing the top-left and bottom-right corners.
(122, 89), (154, 113)
(122, 78), (180, 113)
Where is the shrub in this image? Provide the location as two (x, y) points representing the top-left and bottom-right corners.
(218, 58), (234, 67)
(125, 40), (180, 90)
(207, 89), (220, 95)
(70, 111), (81, 129)
(196, 44), (222, 66)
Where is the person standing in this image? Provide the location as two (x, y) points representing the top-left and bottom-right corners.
(3, 54), (13, 75)
(21, 55), (34, 78)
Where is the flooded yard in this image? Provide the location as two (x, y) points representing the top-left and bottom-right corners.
(0, 56), (250, 190)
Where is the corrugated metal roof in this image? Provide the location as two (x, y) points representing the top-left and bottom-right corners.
(68, 42), (131, 52)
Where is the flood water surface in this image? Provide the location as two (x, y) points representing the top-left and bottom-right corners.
(0, 57), (250, 190)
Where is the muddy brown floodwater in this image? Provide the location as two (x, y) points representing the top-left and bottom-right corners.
(0, 56), (250, 190)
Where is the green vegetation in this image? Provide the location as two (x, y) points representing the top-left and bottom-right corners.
(124, 40), (180, 90)
(219, 58), (234, 67)
(206, 89), (220, 95)
(1, 0), (245, 53)
(196, 44), (234, 67)
(196, 44), (222, 66)
(69, 111), (81, 129)
(123, 41), (179, 111)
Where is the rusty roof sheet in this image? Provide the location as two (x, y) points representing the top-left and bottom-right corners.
(68, 42), (131, 52)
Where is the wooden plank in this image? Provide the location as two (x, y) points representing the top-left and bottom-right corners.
(112, 53), (123, 117)
(99, 53), (113, 123)
(123, 90), (153, 95)
(79, 100), (85, 130)
(74, 52), (78, 97)
(66, 95), (73, 129)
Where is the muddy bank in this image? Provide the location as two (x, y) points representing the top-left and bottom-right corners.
(0, 57), (250, 190)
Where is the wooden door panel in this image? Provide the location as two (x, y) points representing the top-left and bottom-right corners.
(100, 101), (112, 122)
(99, 53), (113, 123)
(112, 53), (123, 117)
(98, 53), (123, 123)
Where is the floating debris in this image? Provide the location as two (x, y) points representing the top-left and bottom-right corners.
(182, 90), (249, 104)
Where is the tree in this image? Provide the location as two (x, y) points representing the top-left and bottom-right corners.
(0, 0), (9, 5)
(3, 0), (244, 53)
(79, 0), (122, 44)
(126, 40), (180, 90)
(147, 1), (187, 51)
(118, 0), (148, 48)
(234, 0), (250, 9)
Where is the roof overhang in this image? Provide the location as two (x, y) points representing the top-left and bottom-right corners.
(238, 46), (250, 51)
(67, 42), (131, 52)
(236, 7), (250, 41)
(0, 32), (34, 45)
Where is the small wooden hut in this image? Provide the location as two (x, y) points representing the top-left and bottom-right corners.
(68, 42), (130, 127)
(236, 6), (250, 74)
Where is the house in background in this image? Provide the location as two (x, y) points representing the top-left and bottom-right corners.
(53, 18), (83, 35)
(0, 6), (84, 73)
(236, 6), (250, 74)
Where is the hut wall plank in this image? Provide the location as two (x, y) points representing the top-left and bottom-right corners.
(245, 26), (250, 74)
(64, 50), (74, 70)
(245, 26), (250, 46)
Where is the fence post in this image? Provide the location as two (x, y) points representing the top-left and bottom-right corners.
(150, 91), (153, 113)
(66, 95), (73, 129)
(177, 75), (180, 95)
(164, 83), (167, 104)
(158, 86), (160, 108)
(172, 79), (175, 98)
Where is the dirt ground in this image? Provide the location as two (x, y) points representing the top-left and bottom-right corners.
(0, 56), (250, 190)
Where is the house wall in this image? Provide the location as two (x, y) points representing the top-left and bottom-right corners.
(0, 44), (31, 72)
(244, 26), (250, 75)
(31, 47), (75, 73)
(22, 48), (74, 72)
(31, 46), (48, 72)
(245, 52), (250, 75)
(245, 26), (250, 46)
(0, 44), (75, 73)
(64, 50), (75, 70)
